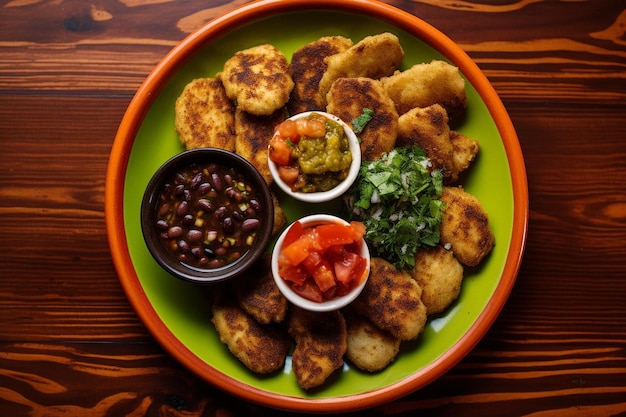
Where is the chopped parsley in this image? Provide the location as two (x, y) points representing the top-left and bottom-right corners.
(344, 146), (445, 270)
(351, 108), (374, 134)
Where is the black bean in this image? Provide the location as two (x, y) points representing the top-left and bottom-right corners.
(222, 217), (234, 234)
(224, 174), (233, 186)
(242, 218), (259, 232)
(187, 229), (202, 242)
(158, 203), (170, 216)
(183, 189), (191, 201)
(232, 210), (244, 221)
(211, 172), (223, 192)
(246, 207), (257, 218)
(198, 199), (212, 212)
(215, 206), (228, 219)
(156, 219), (169, 230)
(208, 259), (224, 268)
(190, 172), (203, 188)
(197, 182), (211, 195)
(182, 214), (194, 226)
(167, 226), (183, 238)
(215, 246), (227, 256)
(177, 201), (188, 216)
(204, 247), (215, 257)
(174, 184), (185, 195)
(178, 240), (190, 253)
(191, 247), (202, 258)
(249, 199), (261, 212)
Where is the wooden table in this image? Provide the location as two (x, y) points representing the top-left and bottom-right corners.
(2, 1), (625, 415)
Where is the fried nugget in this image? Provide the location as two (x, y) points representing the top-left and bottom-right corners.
(397, 104), (468, 183)
(271, 192), (287, 236)
(234, 107), (287, 185)
(440, 186), (495, 267)
(174, 77), (236, 151)
(410, 246), (464, 315)
(318, 32), (404, 104)
(344, 311), (400, 372)
(220, 44), (294, 116)
(211, 289), (291, 374)
(288, 35), (354, 115)
(326, 77), (398, 161)
(381, 60), (467, 121)
(450, 130), (479, 179)
(234, 254), (288, 325)
(353, 257), (427, 341)
(287, 307), (347, 390)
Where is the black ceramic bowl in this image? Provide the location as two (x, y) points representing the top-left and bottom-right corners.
(140, 148), (275, 284)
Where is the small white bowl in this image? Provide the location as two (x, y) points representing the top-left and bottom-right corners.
(267, 111), (361, 203)
(271, 214), (370, 312)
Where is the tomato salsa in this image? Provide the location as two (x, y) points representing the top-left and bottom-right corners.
(276, 220), (369, 303)
(268, 112), (353, 193)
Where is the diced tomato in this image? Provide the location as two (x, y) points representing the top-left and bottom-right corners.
(350, 221), (366, 241)
(310, 259), (336, 292)
(282, 233), (315, 265)
(315, 223), (355, 249)
(277, 165), (299, 185)
(295, 116), (326, 138)
(301, 251), (323, 274)
(283, 221), (304, 247)
(279, 261), (308, 286)
(333, 251), (367, 285)
(275, 119), (300, 142)
(268, 135), (292, 166)
(290, 279), (323, 303)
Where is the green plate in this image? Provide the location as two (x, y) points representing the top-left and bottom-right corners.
(106, 0), (528, 413)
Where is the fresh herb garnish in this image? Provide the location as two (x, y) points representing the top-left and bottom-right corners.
(351, 108), (374, 134)
(344, 146), (445, 270)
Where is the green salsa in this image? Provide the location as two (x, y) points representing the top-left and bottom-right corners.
(292, 116), (352, 192)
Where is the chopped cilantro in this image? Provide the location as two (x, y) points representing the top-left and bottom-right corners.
(344, 146), (445, 270)
(351, 108), (374, 134)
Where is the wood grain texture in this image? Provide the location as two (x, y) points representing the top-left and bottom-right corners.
(1, 0), (625, 415)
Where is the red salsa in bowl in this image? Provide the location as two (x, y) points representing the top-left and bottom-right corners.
(141, 148), (274, 284)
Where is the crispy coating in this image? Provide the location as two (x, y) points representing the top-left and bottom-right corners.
(326, 77), (398, 161)
(353, 257), (427, 341)
(271, 192), (287, 236)
(288, 36), (354, 114)
(450, 130), (479, 179)
(211, 289), (291, 374)
(287, 307), (347, 390)
(234, 107), (287, 185)
(381, 60), (467, 121)
(344, 311), (400, 372)
(318, 32), (404, 104)
(174, 77), (236, 151)
(410, 246), (464, 315)
(234, 253), (288, 325)
(220, 44), (294, 116)
(397, 104), (477, 184)
(440, 186), (495, 267)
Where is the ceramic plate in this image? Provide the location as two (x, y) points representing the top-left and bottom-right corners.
(105, 0), (528, 412)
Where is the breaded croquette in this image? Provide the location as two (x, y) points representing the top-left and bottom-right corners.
(288, 35), (354, 115)
(440, 186), (495, 267)
(211, 289), (291, 374)
(381, 60), (467, 122)
(174, 77), (236, 151)
(397, 103), (475, 184)
(271, 192), (287, 236)
(353, 258), (427, 341)
(344, 311), (400, 372)
(220, 44), (294, 116)
(318, 32), (404, 104)
(234, 107), (287, 185)
(450, 130), (479, 179)
(288, 307), (347, 390)
(234, 254), (288, 325)
(326, 77), (398, 161)
(410, 246), (464, 315)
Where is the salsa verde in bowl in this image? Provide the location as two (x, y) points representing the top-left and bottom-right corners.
(140, 148), (275, 284)
(268, 111), (361, 203)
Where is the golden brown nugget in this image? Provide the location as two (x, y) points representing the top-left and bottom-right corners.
(271, 191), (287, 236)
(326, 77), (398, 161)
(211, 290), (291, 374)
(440, 186), (495, 267)
(288, 35), (354, 114)
(234, 254), (288, 325)
(345, 311), (400, 372)
(318, 32), (404, 103)
(450, 130), (479, 179)
(287, 307), (347, 390)
(353, 257), (427, 341)
(381, 60), (467, 121)
(397, 104), (460, 183)
(220, 44), (294, 116)
(174, 77), (236, 151)
(234, 107), (287, 185)
(410, 246), (464, 315)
